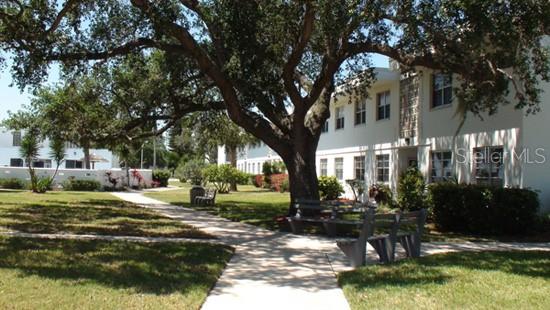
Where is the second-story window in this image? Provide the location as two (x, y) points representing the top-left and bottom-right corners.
(321, 120), (329, 133)
(377, 91), (391, 120)
(432, 74), (452, 108)
(355, 101), (366, 125)
(12, 131), (22, 147)
(335, 107), (345, 130)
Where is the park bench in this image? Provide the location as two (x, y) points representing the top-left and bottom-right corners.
(336, 208), (427, 267)
(287, 199), (339, 234)
(288, 199), (370, 236)
(194, 188), (217, 206)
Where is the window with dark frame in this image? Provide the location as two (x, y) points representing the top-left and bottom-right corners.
(12, 131), (21, 147)
(335, 107), (345, 130)
(376, 154), (390, 182)
(10, 158), (24, 167)
(65, 160), (84, 169)
(320, 158), (328, 176)
(355, 101), (366, 125)
(431, 151), (453, 182)
(321, 120), (329, 133)
(354, 156), (365, 180)
(473, 146), (504, 187)
(334, 157), (344, 180)
(432, 74), (453, 108)
(376, 91), (391, 120)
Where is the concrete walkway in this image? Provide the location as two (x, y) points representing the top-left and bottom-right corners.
(111, 192), (550, 310)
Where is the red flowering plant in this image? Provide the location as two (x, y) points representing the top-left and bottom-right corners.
(131, 169), (145, 188)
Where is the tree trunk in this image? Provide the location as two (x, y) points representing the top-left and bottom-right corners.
(282, 142), (320, 216)
(83, 144), (91, 170)
(227, 145), (238, 192)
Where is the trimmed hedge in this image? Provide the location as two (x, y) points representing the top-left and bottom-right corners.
(153, 170), (171, 187)
(63, 179), (102, 191)
(318, 176), (344, 200)
(429, 183), (539, 235)
(0, 178), (27, 189)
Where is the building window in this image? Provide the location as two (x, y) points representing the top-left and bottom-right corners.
(65, 160), (84, 169)
(334, 158), (344, 180)
(65, 141), (79, 149)
(10, 158), (24, 167)
(355, 101), (366, 125)
(30, 159), (52, 168)
(432, 74), (452, 108)
(377, 91), (391, 120)
(12, 131), (22, 147)
(431, 151), (452, 182)
(376, 154), (390, 182)
(335, 107), (345, 130)
(354, 156), (365, 180)
(320, 159), (328, 176)
(321, 120), (329, 133)
(473, 146), (504, 187)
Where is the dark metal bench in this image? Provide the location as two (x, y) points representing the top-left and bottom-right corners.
(194, 188), (217, 206)
(397, 209), (427, 258)
(287, 199), (340, 234)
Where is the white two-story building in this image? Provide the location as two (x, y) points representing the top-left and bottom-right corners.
(0, 128), (118, 170)
(218, 63), (550, 212)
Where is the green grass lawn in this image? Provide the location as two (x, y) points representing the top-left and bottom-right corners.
(0, 236), (233, 309)
(0, 190), (211, 238)
(146, 185), (289, 230)
(339, 251), (550, 310)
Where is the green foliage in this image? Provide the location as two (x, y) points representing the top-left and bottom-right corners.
(63, 179), (102, 192)
(280, 177), (290, 193)
(368, 183), (396, 209)
(35, 178), (52, 194)
(236, 171), (252, 185)
(318, 176), (344, 201)
(19, 131), (40, 192)
(346, 179), (366, 202)
(428, 183), (540, 235)
(0, 178), (27, 189)
(202, 164), (242, 194)
(397, 167), (428, 211)
(178, 160), (206, 186)
(152, 170), (171, 187)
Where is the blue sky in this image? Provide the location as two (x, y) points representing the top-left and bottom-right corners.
(0, 54), (389, 122)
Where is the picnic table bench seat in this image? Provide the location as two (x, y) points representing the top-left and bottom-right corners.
(336, 208), (427, 267)
(287, 199), (367, 236)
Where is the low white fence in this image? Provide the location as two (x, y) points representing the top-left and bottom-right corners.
(0, 167), (153, 189)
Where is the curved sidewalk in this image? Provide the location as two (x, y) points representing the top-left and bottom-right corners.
(111, 192), (550, 310)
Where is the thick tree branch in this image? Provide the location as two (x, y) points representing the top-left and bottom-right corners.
(45, 0), (79, 35)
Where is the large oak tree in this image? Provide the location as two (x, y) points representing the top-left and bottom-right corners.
(1, 0), (549, 214)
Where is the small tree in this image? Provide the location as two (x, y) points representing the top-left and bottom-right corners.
(48, 137), (66, 184)
(202, 164), (241, 194)
(19, 131), (40, 193)
(397, 167), (427, 211)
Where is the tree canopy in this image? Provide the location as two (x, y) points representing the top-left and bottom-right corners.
(1, 0), (549, 212)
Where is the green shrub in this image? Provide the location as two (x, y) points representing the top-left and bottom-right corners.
(202, 164), (241, 193)
(429, 182), (540, 235)
(63, 179), (101, 191)
(318, 176), (344, 200)
(0, 178), (26, 189)
(36, 177), (52, 193)
(279, 177), (290, 193)
(368, 183), (396, 208)
(178, 159), (206, 185)
(152, 170), (171, 187)
(236, 171), (251, 185)
(397, 167), (427, 211)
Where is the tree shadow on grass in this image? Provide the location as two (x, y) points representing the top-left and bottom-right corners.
(0, 202), (211, 238)
(0, 237), (233, 294)
(338, 251), (550, 291)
